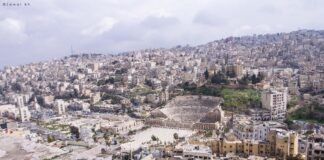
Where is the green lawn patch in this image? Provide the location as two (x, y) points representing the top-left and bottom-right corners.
(179, 83), (261, 111)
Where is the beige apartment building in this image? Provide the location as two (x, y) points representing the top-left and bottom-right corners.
(205, 129), (298, 159)
(261, 87), (288, 121)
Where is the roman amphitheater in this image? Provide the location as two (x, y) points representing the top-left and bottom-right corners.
(147, 96), (226, 130)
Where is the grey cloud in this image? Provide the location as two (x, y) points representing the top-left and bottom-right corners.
(1, 0), (324, 68)
(259, 5), (281, 15)
(140, 16), (179, 29)
(193, 11), (226, 27)
(103, 21), (143, 42)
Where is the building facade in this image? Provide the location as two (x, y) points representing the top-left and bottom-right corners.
(208, 129), (298, 159)
(54, 99), (67, 115)
(261, 88), (288, 121)
(306, 134), (324, 160)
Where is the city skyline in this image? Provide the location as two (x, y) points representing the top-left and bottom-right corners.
(1, 0), (324, 68)
(1, 1), (324, 157)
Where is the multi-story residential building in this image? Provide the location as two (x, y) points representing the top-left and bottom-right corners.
(226, 64), (244, 78)
(268, 129), (298, 159)
(182, 145), (214, 160)
(101, 119), (143, 134)
(54, 99), (67, 115)
(261, 88), (288, 121)
(43, 95), (55, 106)
(91, 92), (101, 104)
(209, 129), (298, 159)
(33, 97), (41, 111)
(249, 109), (271, 121)
(233, 117), (286, 141)
(18, 106), (31, 122)
(15, 95), (25, 107)
(306, 134), (324, 160)
(0, 104), (19, 120)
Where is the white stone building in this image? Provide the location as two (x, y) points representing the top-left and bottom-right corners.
(306, 134), (324, 160)
(54, 99), (68, 115)
(261, 87), (288, 121)
(233, 116), (286, 141)
(19, 106), (31, 122)
(182, 145), (214, 160)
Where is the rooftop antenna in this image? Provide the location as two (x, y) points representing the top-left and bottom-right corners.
(71, 45), (74, 55)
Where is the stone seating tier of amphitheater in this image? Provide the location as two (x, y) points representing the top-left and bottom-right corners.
(160, 96), (224, 124)
(165, 96), (222, 108)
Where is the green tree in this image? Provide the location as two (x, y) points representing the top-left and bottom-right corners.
(204, 68), (209, 80)
(70, 126), (80, 139)
(173, 133), (179, 140)
(47, 135), (55, 143)
(211, 71), (228, 84)
(0, 86), (4, 95)
(256, 72), (264, 82)
(101, 148), (107, 154)
(204, 131), (213, 137)
(238, 74), (250, 85)
(93, 135), (98, 142)
(11, 83), (22, 92)
(251, 74), (258, 84)
(37, 97), (45, 106)
(115, 68), (128, 74)
(182, 66), (188, 72)
(151, 135), (159, 141)
(145, 79), (153, 88)
(226, 70), (236, 78)
(108, 77), (115, 84)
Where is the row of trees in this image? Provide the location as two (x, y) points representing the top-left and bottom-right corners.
(204, 69), (228, 84)
(290, 101), (324, 124)
(115, 68), (128, 75)
(97, 77), (115, 86)
(211, 71), (228, 84)
(204, 69), (237, 80)
(238, 72), (264, 85)
(101, 93), (122, 104)
(204, 68), (264, 85)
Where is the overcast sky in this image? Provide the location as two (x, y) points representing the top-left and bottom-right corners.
(1, 0), (324, 68)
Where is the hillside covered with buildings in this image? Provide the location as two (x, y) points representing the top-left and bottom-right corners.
(0, 30), (324, 159)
